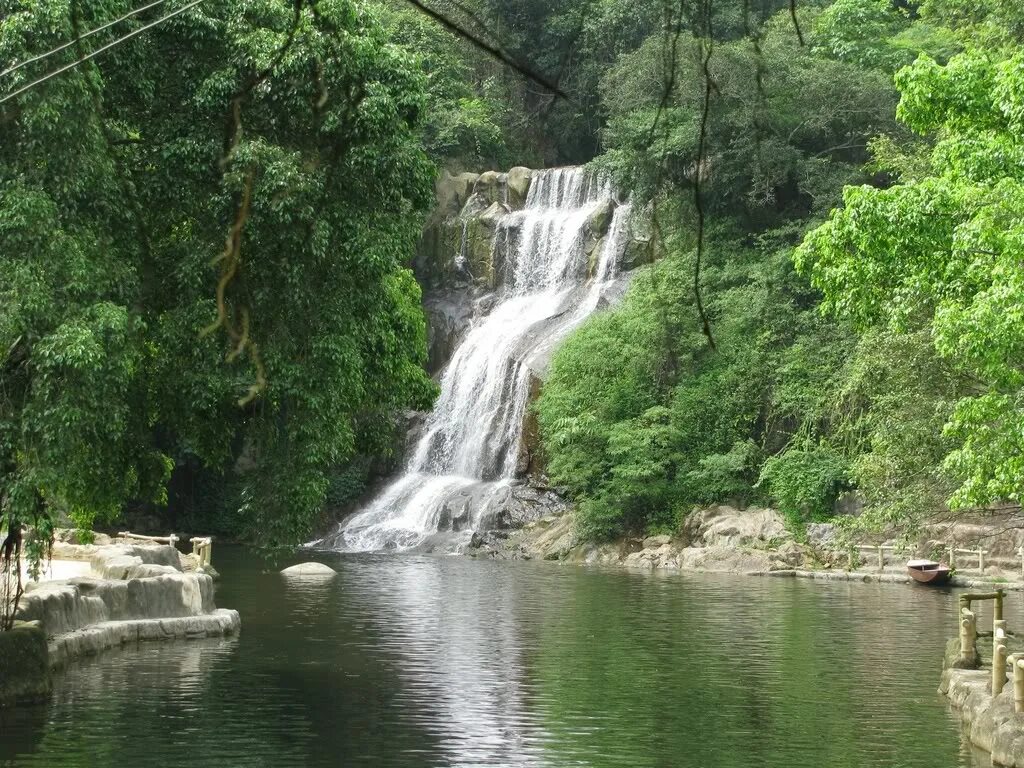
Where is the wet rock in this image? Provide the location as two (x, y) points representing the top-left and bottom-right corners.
(478, 485), (570, 532)
(450, 499), (472, 532)
(514, 372), (545, 479)
(280, 562), (336, 577)
(424, 293), (475, 374)
(586, 236), (605, 275)
(462, 214), (502, 289)
(587, 198), (614, 237)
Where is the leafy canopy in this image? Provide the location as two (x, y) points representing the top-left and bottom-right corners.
(797, 48), (1024, 515)
(0, 0), (439, 547)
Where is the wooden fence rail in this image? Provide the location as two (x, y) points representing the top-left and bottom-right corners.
(850, 544), (1024, 576)
(118, 531), (179, 548)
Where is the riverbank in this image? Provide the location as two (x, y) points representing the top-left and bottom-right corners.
(942, 633), (1024, 767)
(472, 504), (1024, 589)
(1, 537), (239, 708)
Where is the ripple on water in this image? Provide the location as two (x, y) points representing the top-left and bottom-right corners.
(0, 549), (996, 768)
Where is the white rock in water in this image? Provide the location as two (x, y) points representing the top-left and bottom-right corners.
(280, 562), (336, 577)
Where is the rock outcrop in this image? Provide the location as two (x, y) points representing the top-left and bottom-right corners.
(11, 540), (240, 677)
(484, 504), (804, 569)
(415, 165), (645, 384)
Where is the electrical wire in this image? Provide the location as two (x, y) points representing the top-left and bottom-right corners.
(0, 0), (169, 80)
(0, 0), (204, 105)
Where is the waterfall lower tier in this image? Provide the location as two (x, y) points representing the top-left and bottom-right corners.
(325, 167), (634, 552)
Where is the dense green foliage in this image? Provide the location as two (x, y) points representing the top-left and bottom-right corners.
(3, 0), (1024, 551)
(537, 0), (1024, 539)
(798, 46), (1024, 523)
(0, 0), (441, 546)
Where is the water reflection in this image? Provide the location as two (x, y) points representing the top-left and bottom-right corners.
(0, 550), (995, 768)
(343, 556), (550, 765)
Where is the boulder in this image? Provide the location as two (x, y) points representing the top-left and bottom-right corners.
(93, 555), (144, 580)
(805, 522), (838, 548)
(833, 490), (863, 517)
(280, 562), (337, 578)
(435, 170), (478, 217)
(506, 167), (533, 209)
(124, 564), (179, 580)
(680, 505), (790, 549)
(621, 235), (653, 270)
(473, 170), (506, 205)
(587, 198), (614, 238)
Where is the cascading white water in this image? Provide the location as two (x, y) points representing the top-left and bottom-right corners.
(333, 167), (632, 551)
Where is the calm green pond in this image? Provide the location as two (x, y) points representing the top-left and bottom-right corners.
(0, 548), (995, 767)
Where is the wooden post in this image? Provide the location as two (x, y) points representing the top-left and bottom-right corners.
(995, 589), (1005, 623)
(994, 621), (1008, 695)
(979, 548), (986, 573)
(1015, 658), (1024, 713)
(1019, 545), (1024, 580)
(961, 607), (978, 665)
(949, 546), (956, 568)
(848, 546), (856, 571)
(877, 546), (884, 572)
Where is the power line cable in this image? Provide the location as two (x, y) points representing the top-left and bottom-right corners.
(0, 0), (204, 106)
(0, 0), (169, 80)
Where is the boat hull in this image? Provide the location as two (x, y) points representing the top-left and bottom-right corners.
(907, 565), (952, 585)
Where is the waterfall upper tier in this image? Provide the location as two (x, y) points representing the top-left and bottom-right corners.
(321, 166), (650, 553)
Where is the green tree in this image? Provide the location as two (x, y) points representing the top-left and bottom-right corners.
(797, 48), (1024, 517)
(1, 0), (438, 550)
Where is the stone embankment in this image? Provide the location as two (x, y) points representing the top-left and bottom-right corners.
(942, 625), (1024, 766)
(475, 504), (1024, 587)
(2, 536), (239, 707)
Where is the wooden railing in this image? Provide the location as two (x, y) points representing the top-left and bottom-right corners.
(954, 590), (1024, 707)
(850, 544), (896, 571)
(118, 531), (180, 548)
(190, 537), (213, 569)
(851, 543), (1024, 576)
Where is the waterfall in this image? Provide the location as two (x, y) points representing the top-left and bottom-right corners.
(331, 167), (631, 552)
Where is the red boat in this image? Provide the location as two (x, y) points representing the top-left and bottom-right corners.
(907, 559), (953, 585)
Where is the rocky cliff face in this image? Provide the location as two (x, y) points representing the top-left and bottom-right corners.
(412, 167), (650, 490)
(415, 167), (651, 378)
